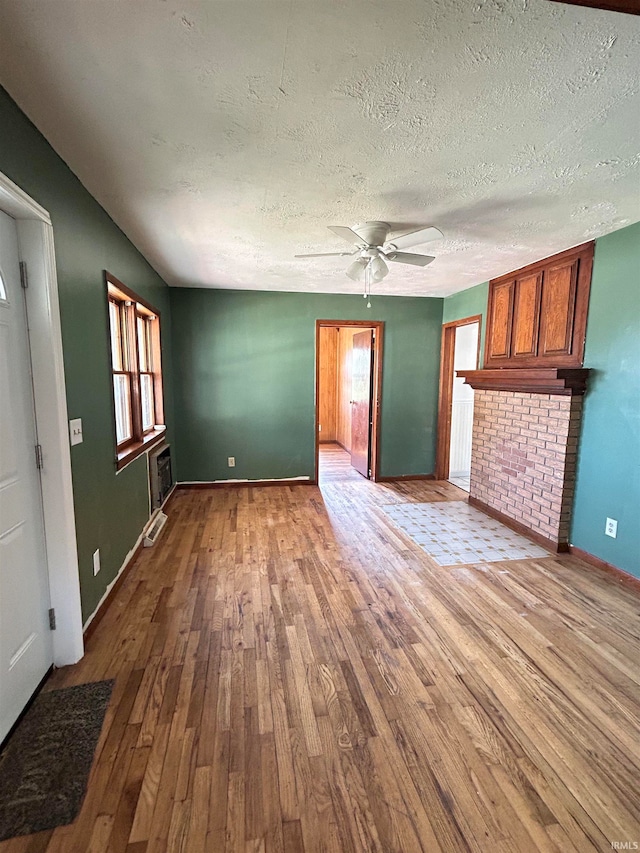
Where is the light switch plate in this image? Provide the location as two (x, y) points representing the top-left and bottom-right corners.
(69, 418), (83, 446)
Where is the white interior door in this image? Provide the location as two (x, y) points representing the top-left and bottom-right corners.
(0, 209), (52, 743)
(449, 322), (479, 489)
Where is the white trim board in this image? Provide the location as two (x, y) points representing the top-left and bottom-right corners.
(0, 170), (84, 666)
(82, 492), (174, 633)
(81, 525), (144, 634)
(179, 477), (312, 484)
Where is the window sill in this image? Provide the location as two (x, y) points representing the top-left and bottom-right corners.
(116, 427), (166, 471)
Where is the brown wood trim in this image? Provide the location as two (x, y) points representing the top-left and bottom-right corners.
(116, 427), (166, 471)
(568, 545), (640, 593)
(126, 295), (143, 440)
(177, 479), (317, 490)
(83, 540), (144, 642)
(436, 315), (483, 480)
(317, 439), (351, 452)
(315, 320), (384, 484)
(441, 316), (483, 339)
(104, 270), (162, 318)
(457, 368), (590, 395)
(547, 0), (640, 14)
(317, 439), (350, 451)
(436, 325), (455, 480)
(489, 242), (595, 287)
(106, 271), (166, 464)
(468, 496), (568, 554)
(378, 473), (436, 482)
(151, 313), (165, 426)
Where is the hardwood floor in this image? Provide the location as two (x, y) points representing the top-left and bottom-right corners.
(3, 444), (639, 852)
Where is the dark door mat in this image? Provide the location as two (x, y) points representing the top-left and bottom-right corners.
(0, 679), (114, 841)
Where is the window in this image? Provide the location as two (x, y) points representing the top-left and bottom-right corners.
(106, 272), (165, 468)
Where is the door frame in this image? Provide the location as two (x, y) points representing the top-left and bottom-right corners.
(314, 320), (384, 483)
(0, 171), (84, 667)
(435, 315), (482, 481)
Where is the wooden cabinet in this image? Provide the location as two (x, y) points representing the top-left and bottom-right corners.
(487, 280), (514, 361)
(484, 242), (594, 368)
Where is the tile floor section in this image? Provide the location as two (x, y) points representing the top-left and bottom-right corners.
(381, 501), (549, 566)
(448, 475), (471, 492)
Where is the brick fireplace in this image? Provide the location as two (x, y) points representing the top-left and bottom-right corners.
(456, 369), (589, 551)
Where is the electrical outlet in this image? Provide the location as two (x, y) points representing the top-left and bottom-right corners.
(228, 456), (235, 468)
(605, 518), (617, 538)
(93, 548), (101, 576)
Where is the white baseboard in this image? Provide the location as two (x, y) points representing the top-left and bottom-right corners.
(82, 524), (147, 633)
(178, 476), (311, 485)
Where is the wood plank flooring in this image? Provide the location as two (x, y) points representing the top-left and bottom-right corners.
(3, 444), (639, 852)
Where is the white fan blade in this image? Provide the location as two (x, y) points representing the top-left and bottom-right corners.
(328, 225), (366, 246)
(295, 251), (355, 258)
(385, 226), (443, 251)
(386, 252), (435, 267)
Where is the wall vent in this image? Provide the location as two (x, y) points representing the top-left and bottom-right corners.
(149, 442), (173, 510)
(144, 511), (168, 547)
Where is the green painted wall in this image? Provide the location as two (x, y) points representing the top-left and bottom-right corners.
(442, 281), (489, 366)
(571, 223), (640, 577)
(170, 289), (443, 481)
(0, 87), (175, 621)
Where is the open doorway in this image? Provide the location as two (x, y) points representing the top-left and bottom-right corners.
(315, 320), (384, 484)
(436, 315), (481, 490)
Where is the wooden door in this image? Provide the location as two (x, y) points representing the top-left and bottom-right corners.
(0, 210), (53, 743)
(350, 330), (373, 478)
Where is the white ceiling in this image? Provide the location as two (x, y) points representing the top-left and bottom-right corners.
(0, 1), (639, 297)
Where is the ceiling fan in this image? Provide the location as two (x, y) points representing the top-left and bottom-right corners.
(295, 221), (443, 283)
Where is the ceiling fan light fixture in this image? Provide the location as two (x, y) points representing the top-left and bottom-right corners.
(370, 255), (388, 282)
(346, 257), (367, 281)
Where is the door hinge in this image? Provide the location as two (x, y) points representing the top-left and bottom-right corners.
(19, 261), (28, 289)
(35, 444), (44, 469)
(48, 608), (56, 630)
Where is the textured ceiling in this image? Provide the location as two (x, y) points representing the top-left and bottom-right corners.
(0, 0), (638, 297)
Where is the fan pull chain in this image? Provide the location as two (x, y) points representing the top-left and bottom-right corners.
(364, 261), (372, 309)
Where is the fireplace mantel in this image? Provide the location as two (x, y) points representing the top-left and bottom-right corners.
(457, 368), (590, 396)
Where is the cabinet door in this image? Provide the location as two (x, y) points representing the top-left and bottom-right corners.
(512, 273), (542, 359)
(538, 259), (578, 360)
(486, 279), (514, 364)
